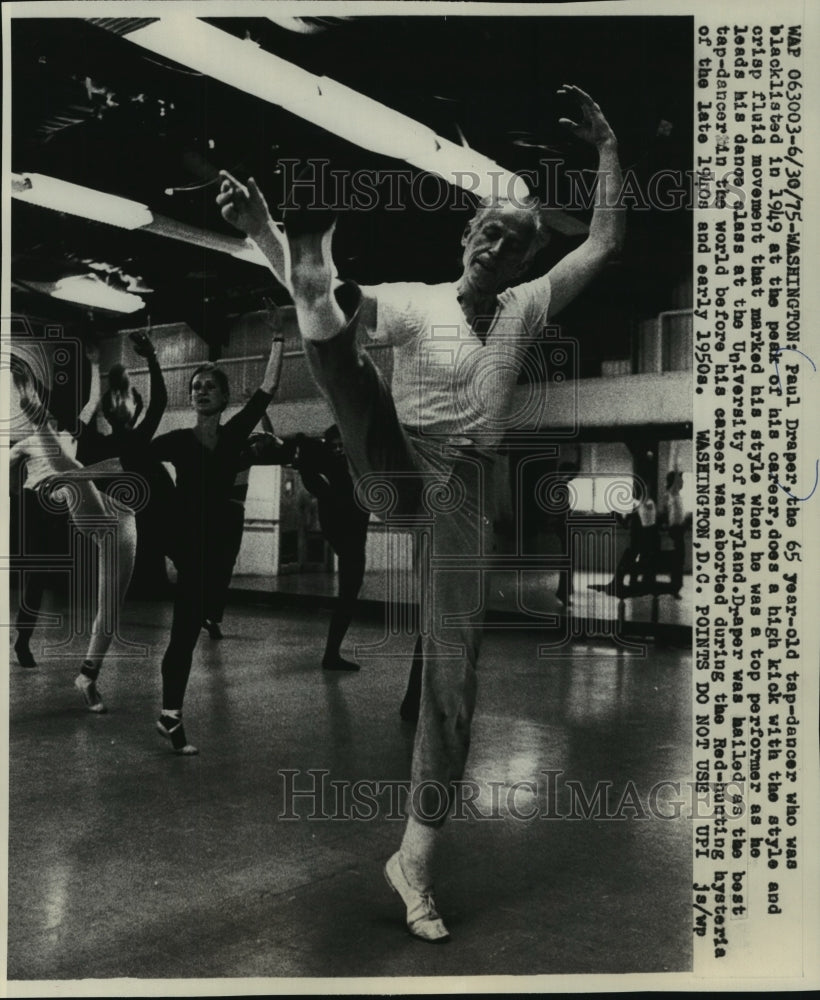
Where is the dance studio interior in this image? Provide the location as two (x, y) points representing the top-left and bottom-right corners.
(5, 12), (694, 984)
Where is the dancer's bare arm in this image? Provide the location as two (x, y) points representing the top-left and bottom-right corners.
(217, 171), (291, 291)
(259, 327), (286, 396)
(8, 443), (25, 496)
(547, 85), (625, 319)
(78, 342), (102, 426)
(259, 298), (287, 402)
(42, 457), (124, 482)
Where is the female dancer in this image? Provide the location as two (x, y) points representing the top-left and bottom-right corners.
(87, 332), (174, 597)
(243, 420), (370, 671)
(199, 463), (249, 640)
(148, 334), (284, 755)
(11, 360), (137, 712)
(11, 342), (102, 668)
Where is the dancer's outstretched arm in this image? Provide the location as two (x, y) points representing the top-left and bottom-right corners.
(78, 342), (102, 426)
(217, 171), (291, 292)
(260, 329), (286, 396)
(8, 442), (26, 497)
(44, 456), (124, 479)
(222, 333), (286, 444)
(546, 85), (625, 319)
(130, 331), (168, 441)
(218, 172), (382, 338)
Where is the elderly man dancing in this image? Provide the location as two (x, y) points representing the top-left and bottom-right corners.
(219, 84), (624, 942)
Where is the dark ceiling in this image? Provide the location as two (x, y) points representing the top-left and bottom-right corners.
(10, 13), (693, 347)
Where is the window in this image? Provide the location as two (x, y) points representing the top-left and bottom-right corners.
(567, 475), (635, 515)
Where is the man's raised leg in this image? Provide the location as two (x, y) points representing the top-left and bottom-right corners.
(288, 225), (347, 344)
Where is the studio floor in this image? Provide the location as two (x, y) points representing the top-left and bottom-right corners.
(6, 587), (692, 986)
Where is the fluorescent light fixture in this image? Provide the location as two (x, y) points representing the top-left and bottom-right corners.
(265, 15), (353, 34)
(265, 16), (326, 35)
(12, 171), (272, 269)
(12, 172), (154, 230)
(128, 17), (318, 108)
(52, 275), (146, 313)
(35, 274), (146, 314)
(230, 242), (273, 267)
(306, 75), (435, 164)
(125, 17), (530, 203)
(146, 212), (270, 267)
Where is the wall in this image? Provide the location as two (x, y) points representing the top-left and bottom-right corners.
(100, 313), (400, 577)
(91, 306), (693, 583)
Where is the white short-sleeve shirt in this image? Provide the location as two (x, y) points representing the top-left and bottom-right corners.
(363, 276), (551, 447)
(16, 430), (78, 490)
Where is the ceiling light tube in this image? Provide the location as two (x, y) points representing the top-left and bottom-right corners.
(11, 173), (154, 230)
(125, 17), (529, 203)
(146, 212), (270, 266)
(264, 16), (325, 35)
(41, 274), (146, 314)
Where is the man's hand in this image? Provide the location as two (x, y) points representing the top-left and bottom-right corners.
(217, 170), (272, 239)
(129, 330), (156, 359)
(545, 83), (623, 319)
(557, 84), (616, 148)
(84, 341), (101, 365)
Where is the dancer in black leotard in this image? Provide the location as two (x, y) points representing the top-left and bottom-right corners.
(149, 335), (284, 754)
(85, 332), (174, 597)
(303, 425), (371, 671)
(200, 465), (250, 640)
(243, 421), (370, 671)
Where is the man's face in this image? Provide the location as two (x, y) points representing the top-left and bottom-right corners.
(461, 205), (541, 293)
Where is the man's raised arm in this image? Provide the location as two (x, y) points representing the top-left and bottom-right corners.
(218, 169), (379, 336)
(546, 85), (625, 319)
(217, 170), (291, 292)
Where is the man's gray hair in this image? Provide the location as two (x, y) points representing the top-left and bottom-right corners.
(471, 194), (551, 252)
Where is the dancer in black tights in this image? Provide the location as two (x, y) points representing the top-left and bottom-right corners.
(148, 336), (284, 754)
(243, 421), (370, 671)
(301, 425), (371, 671)
(200, 466), (249, 640)
(88, 332), (174, 597)
(589, 493), (659, 597)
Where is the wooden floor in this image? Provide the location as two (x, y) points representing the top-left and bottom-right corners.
(6, 589), (692, 987)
